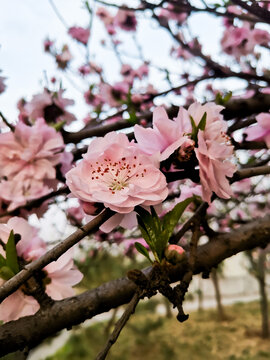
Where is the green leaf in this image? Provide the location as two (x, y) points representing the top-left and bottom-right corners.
(223, 91), (232, 103)
(162, 197), (194, 242)
(127, 111), (137, 125)
(197, 112), (207, 131)
(150, 206), (161, 236)
(51, 120), (66, 131)
(0, 254), (6, 268)
(136, 208), (161, 262)
(6, 230), (19, 275)
(135, 242), (152, 263)
(215, 92), (223, 105)
(215, 91), (232, 105)
(189, 115), (197, 137)
(0, 266), (15, 281)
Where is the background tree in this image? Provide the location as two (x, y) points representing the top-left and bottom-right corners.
(0, 0), (270, 359)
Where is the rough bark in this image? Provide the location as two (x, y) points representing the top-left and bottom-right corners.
(0, 214), (270, 356)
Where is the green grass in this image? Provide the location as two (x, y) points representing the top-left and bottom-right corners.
(42, 301), (270, 360)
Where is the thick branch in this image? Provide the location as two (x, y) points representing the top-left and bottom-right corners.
(0, 214), (270, 355)
(63, 93), (270, 145)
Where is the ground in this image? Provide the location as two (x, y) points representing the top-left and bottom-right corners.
(42, 300), (270, 360)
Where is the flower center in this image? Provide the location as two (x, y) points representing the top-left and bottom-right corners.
(89, 156), (146, 194)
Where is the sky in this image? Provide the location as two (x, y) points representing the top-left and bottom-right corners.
(0, 0), (226, 124)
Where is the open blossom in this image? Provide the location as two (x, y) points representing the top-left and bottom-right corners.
(0, 119), (64, 179)
(68, 26), (90, 45)
(66, 132), (168, 214)
(0, 217), (83, 322)
(134, 107), (189, 161)
(135, 102), (236, 203)
(245, 112), (270, 148)
(0, 119), (65, 210)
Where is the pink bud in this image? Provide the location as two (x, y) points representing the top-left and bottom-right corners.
(165, 244), (185, 264)
(81, 201), (104, 216)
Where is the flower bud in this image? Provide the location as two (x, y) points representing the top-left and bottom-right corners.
(81, 201), (104, 216)
(165, 244), (185, 264)
(177, 139), (195, 162)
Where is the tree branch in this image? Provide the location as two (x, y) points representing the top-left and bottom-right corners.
(0, 208), (114, 303)
(0, 214), (269, 355)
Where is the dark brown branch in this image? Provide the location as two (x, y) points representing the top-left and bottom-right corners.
(0, 187), (69, 219)
(64, 93), (270, 146)
(0, 214), (270, 355)
(231, 0), (270, 24)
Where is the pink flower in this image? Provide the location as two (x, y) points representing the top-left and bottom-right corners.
(0, 218), (83, 322)
(66, 132), (168, 214)
(0, 119), (64, 180)
(68, 26), (90, 45)
(221, 25), (270, 59)
(100, 81), (129, 107)
(0, 218), (45, 322)
(165, 244), (185, 263)
(56, 45), (72, 69)
(159, 4), (187, 24)
(67, 205), (85, 226)
(135, 102), (236, 203)
(134, 107), (189, 161)
(44, 250), (83, 300)
(0, 75), (6, 94)
(245, 112), (270, 147)
(78, 64), (91, 76)
(221, 25), (251, 58)
(195, 131), (236, 203)
(0, 175), (51, 211)
(43, 39), (54, 52)
(114, 9), (137, 31)
(25, 89), (75, 124)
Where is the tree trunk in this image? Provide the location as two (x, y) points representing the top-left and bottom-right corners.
(211, 268), (227, 321)
(257, 252), (269, 339)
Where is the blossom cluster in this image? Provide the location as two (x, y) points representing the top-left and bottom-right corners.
(0, 217), (82, 322)
(0, 118), (68, 211)
(66, 102), (236, 229)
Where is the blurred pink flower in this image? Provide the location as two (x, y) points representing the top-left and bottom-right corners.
(66, 132), (168, 214)
(0, 75), (7, 94)
(0, 218), (83, 322)
(100, 81), (129, 107)
(0, 118), (64, 180)
(114, 9), (137, 31)
(0, 175), (51, 211)
(78, 64), (91, 76)
(25, 88), (75, 124)
(56, 45), (72, 69)
(245, 112), (270, 148)
(68, 26), (90, 45)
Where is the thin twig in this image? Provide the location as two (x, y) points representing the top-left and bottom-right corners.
(0, 111), (15, 131)
(95, 292), (141, 360)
